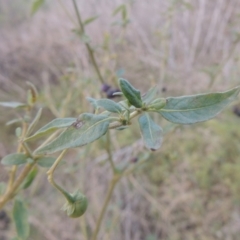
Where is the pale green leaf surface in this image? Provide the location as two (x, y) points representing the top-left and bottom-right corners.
(26, 108), (42, 136)
(37, 157), (56, 168)
(87, 97), (98, 109)
(142, 87), (157, 104)
(158, 87), (240, 124)
(35, 113), (110, 154)
(1, 153), (28, 166)
(97, 99), (123, 113)
(138, 113), (163, 150)
(0, 102), (27, 108)
(13, 199), (30, 240)
(25, 118), (76, 141)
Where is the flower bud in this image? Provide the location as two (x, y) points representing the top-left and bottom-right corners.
(148, 98), (167, 111)
(62, 190), (88, 218)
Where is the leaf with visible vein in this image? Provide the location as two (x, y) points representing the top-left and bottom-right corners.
(25, 118), (76, 141)
(158, 86), (240, 124)
(34, 113), (110, 154)
(138, 113), (163, 151)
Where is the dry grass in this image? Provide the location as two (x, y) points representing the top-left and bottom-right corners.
(1, 0), (240, 240)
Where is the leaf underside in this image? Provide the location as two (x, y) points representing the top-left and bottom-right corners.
(138, 113), (163, 150)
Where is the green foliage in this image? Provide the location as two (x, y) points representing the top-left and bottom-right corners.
(25, 118), (76, 141)
(1, 153), (28, 166)
(35, 113), (111, 154)
(138, 113), (162, 151)
(158, 87), (240, 124)
(119, 78), (142, 108)
(142, 87), (157, 105)
(26, 108), (42, 137)
(36, 157), (56, 168)
(13, 199), (30, 240)
(0, 102), (27, 109)
(97, 99), (123, 113)
(22, 167), (38, 189)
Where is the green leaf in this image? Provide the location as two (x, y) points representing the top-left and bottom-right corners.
(34, 113), (110, 154)
(6, 118), (23, 126)
(138, 113), (163, 151)
(97, 99), (123, 113)
(13, 199), (30, 240)
(87, 97), (98, 109)
(25, 118), (76, 141)
(37, 157), (56, 168)
(147, 98), (166, 111)
(83, 16), (98, 25)
(0, 102), (27, 108)
(22, 167), (38, 189)
(158, 86), (240, 124)
(31, 0), (45, 15)
(119, 78), (142, 108)
(1, 153), (28, 166)
(26, 108), (42, 137)
(142, 87), (157, 105)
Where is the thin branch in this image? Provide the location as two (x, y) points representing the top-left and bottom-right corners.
(72, 0), (105, 84)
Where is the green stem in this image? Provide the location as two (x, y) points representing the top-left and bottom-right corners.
(106, 131), (115, 172)
(47, 150), (74, 203)
(72, 0), (104, 84)
(0, 163), (35, 210)
(91, 174), (121, 240)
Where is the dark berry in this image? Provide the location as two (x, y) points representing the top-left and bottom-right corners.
(106, 88), (121, 99)
(233, 106), (240, 117)
(162, 87), (167, 92)
(101, 84), (111, 93)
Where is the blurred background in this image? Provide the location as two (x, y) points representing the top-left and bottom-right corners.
(1, 0), (240, 239)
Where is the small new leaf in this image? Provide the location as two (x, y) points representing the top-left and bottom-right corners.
(147, 98), (166, 111)
(83, 16), (98, 25)
(13, 199), (30, 240)
(0, 102), (27, 109)
(97, 99), (123, 113)
(25, 118), (76, 141)
(35, 113), (110, 154)
(138, 113), (163, 151)
(1, 153), (28, 166)
(158, 86), (240, 124)
(119, 78), (142, 108)
(142, 87), (157, 105)
(26, 108), (42, 137)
